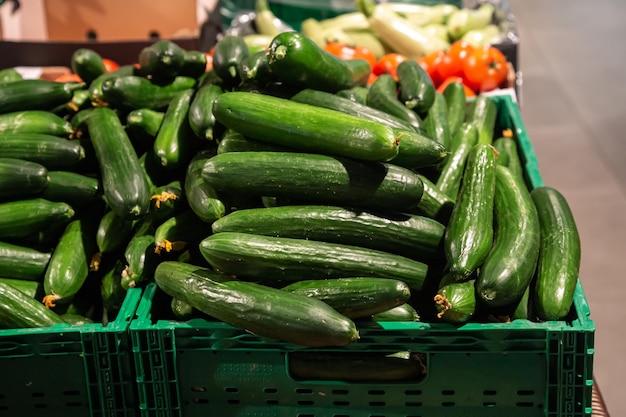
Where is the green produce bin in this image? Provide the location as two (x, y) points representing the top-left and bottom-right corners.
(0, 288), (143, 417)
(130, 95), (595, 417)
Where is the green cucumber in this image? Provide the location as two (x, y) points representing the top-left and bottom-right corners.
(216, 130), (292, 154)
(86, 107), (151, 219)
(0, 278), (44, 300)
(0, 133), (85, 169)
(0, 241), (51, 281)
(153, 88), (195, 170)
(467, 95), (497, 145)
(444, 143), (497, 281)
(372, 303), (420, 322)
(476, 166), (540, 307)
(434, 279), (477, 323)
(0, 110), (73, 137)
(0, 68), (23, 83)
(397, 59), (436, 116)
(201, 151), (424, 212)
(211, 205), (444, 262)
(493, 133), (524, 179)
(336, 86), (369, 105)
(100, 75), (196, 111)
(126, 108), (165, 138)
(71, 48), (107, 85)
(412, 174), (455, 225)
(170, 297), (195, 320)
(121, 234), (158, 289)
(138, 40), (186, 84)
(0, 158), (49, 200)
(88, 64), (136, 106)
(179, 50), (208, 79)
(154, 260), (360, 347)
(282, 277), (411, 319)
(442, 80), (467, 137)
(0, 281), (67, 328)
(154, 209), (210, 255)
(0, 198), (74, 241)
(212, 91), (399, 162)
(100, 258), (127, 315)
(188, 83), (224, 140)
(238, 49), (276, 88)
(366, 74), (425, 133)
(184, 152), (227, 224)
(435, 123), (479, 199)
(41, 171), (102, 207)
(92, 209), (135, 271)
(199, 232), (429, 291)
(0, 79), (85, 114)
(212, 35), (250, 88)
(149, 180), (186, 222)
(267, 31), (369, 93)
(424, 91), (451, 149)
(531, 186), (581, 321)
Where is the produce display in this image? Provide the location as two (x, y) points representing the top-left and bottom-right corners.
(0, 30), (580, 352)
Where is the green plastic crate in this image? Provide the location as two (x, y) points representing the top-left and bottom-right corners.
(0, 288), (142, 417)
(129, 95), (593, 417)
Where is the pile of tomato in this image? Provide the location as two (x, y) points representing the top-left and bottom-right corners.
(324, 39), (509, 96)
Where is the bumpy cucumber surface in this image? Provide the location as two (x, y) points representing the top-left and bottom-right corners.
(0, 281), (66, 328)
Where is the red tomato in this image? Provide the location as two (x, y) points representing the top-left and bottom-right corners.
(435, 40), (475, 83)
(372, 53), (408, 80)
(323, 42), (377, 69)
(436, 76), (476, 98)
(367, 72), (378, 86)
(418, 50), (445, 87)
(102, 58), (120, 72)
(463, 46), (508, 92)
(54, 73), (83, 83)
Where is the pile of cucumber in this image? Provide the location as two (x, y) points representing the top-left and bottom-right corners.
(0, 32), (580, 348)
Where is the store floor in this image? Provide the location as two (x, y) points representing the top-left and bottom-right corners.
(508, 1), (626, 415)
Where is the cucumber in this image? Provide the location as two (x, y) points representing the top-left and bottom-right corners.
(86, 107), (151, 219)
(126, 108), (165, 138)
(149, 180), (186, 222)
(42, 215), (97, 307)
(423, 91), (451, 149)
(366, 74), (425, 133)
(88, 64), (136, 106)
(336, 86), (369, 104)
(434, 279), (477, 323)
(531, 186), (581, 321)
(212, 35), (250, 88)
(466, 95), (497, 145)
(267, 31), (369, 93)
(0, 278), (44, 300)
(282, 277), (411, 319)
(100, 258), (127, 315)
(435, 123), (479, 199)
(396, 59), (435, 116)
(41, 171), (102, 207)
(0, 133), (86, 169)
(0, 79), (85, 114)
(154, 261), (360, 347)
(199, 232), (429, 291)
(211, 205), (445, 262)
(442, 80), (467, 137)
(238, 49), (276, 88)
(0, 198), (74, 241)
(0, 158), (49, 200)
(412, 174), (455, 225)
(170, 297), (195, 320)
(476, 166), (540, 307)
(154, 209), (210, 255)
(0, 110), (73, 137)
(179, 50), (208, 79)
(0, 68), (23, 83)
(92, 209), (135, 271)
(153, 88), (195, 170)
(71, 48), (107, 85)
(201, 151), (424, 212)
(121, 234), (158, 289)
(0, 241), (51, 281)
(216, 130), (293, 154)
(138, 40), (186, 84)
(100, 75), (196, 110)
(184, 152), (227, 224)
(493, 132), (524, 179)
(212, 91), (400, 162)
(0, 281), (67, 328)
(372, 303), (420, 322)
(444, 143), (497, 281)
(187, 83), (224, 140)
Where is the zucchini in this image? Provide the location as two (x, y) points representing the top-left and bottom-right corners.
(0, 133), (86, 169)
(477, 165), (540, 308)
(201, 151), (424, 212)
(184, 152), (227, 224)
(281, 277), (411, 319)
(153, 88), (195, 170)
(396, 59), (435, 116)
(86, 107), (151, 219)
(444, 143), (497, 281)
(0, 110), (73, 137)
(212, 91), (400, 162)
(531, 186), (581, 321)
(366, 74), (426, 133)
(466, 95), (497, 145)
(0, 241), (51, 281)
(126, 108), (165, 138)
(435, 123), (479, 199)
(0, 198), (74, 241)
(199, 232), (429, 291)
(0, 158), (49, 200)
(434, 279), (477, 323)
(138, 40), (186, 84)
(100, 75), (196, 110)
(267, 31), (369, 93)
(70, 48), (107, 85)
(211, 205), (445, 262)
(211, 35), (250, 88)
(442, 80), (467, 137)
(41, 171), (102, 207)
(372, 303), (420, 322)
(0, 79), (85, 114)
(187, 83), (224, 140)
(0, 281), (66, 328)
(154, 261), (360, 347)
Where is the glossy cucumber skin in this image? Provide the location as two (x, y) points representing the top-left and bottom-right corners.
(0, 281), (67, 328)
(212, 91), (399, 162)
(0, 278), (43, 300)
(444, 143), (497, 281)
(466, 95), (497, 145)
(87, 107), (151, 219)
(180, 50), (208, 79)
(0, 79), (85, 114)
(41, 171), (103, 207)
(266, 31), (366, 93)
(89, 64), (136, 106)
(199, 232), (429, 291)
(71, 48), (107, 85)
(436, 123), (479, 199)
(442, 80), (467, 137)
(0, 241), (52, 281)
(212, 35), (250, 87)
(122, 234), (158, 289)
(424, 92), (451, 150)
(211, 205), (444, 262)
(281, 277), (411, 319)
(188, 83), (224, 140)
(531, 186), (581, 321)
(0, 198), (74, 241)
(0, 158), (49, 200)
(412, 174), (455, 225)
(493, 136), (524, 179)
(154, 261), (360, 347)
(184, 153), (227, 224)
(126, 108), (165, 138)
(0, 133), (86, 169)
(0, 110), (73, 137)
(100, 75), (196, 110)
(336, 87), (369, 104)
(200, 151), (424, 212)
(477, 166), (540, 307)
(372, 303), (420, 322)
(397, 59), (435, 116)
(366, 74), (425, 133)
(435, 279), (477, 323)
(95, 209), (135, 256)
(153, 88), (195, 170)
(138, 40), (186, 84)
(153, 210), (211, 256)
(216, 130), (293, 154)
